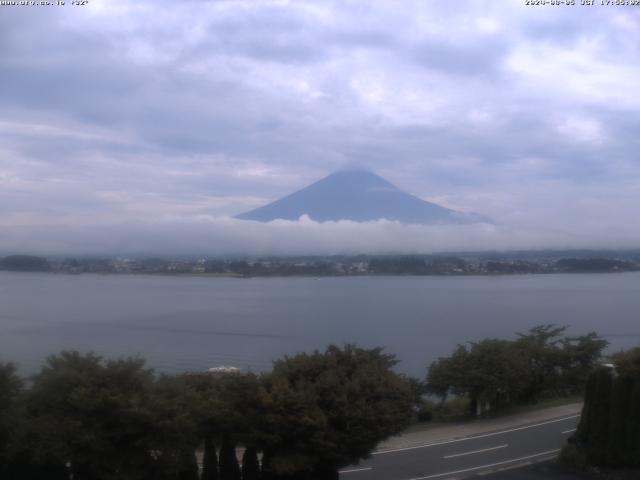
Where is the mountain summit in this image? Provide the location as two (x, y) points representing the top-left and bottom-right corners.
(235, 169), (482, 224)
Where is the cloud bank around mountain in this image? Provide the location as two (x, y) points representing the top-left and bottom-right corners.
(2, 216), (639, 257)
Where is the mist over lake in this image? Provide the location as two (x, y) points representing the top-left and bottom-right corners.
(2, 271), (639, 378)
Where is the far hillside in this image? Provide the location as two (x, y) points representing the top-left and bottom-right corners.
(0, 255), (50, 272)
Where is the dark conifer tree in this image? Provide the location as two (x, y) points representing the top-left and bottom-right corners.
(584, 367), (613, 464)
(624, 378), (640, 466)
(176, 450), (200, 480)
(202, 436), (219, 480)
(219, 440), (241, 480)
(261, 450), (274, 480)
(575, 371), (595, 445)
(241, 446), (260, 480)
(606, 375), (633, 465)
(573, 362), (640, 468)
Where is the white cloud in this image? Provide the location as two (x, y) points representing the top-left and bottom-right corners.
(557, 115), (606, 145)
(506, 39), (640, 110)
(1, 216), (639, 257)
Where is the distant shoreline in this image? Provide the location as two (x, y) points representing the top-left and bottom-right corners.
(2, 252), (639, 278)
(2, 269), (640, 279)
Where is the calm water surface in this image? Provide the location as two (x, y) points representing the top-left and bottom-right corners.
(1, 272), (639, 377)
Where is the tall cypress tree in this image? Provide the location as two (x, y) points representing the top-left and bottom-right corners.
(176, 450), (199, 480)
(584, 367), (613, 464)
(202, 436), (219, 480)
(606, 375), (633, 465)
(261, 450), (274, 480)
(241, 446), (260, 480)
(574, 371), (596, 445)
(624, 378), (640, 466)
(574, 363), (640, 468)
(219, 440), (241, 480)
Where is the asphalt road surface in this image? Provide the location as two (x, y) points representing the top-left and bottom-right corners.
(340, 414), (580, 480)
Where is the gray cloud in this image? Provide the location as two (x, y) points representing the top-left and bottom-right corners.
(1, 0), (639, 254)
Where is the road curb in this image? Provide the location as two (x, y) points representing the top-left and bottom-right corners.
(375, 403), (583, 453)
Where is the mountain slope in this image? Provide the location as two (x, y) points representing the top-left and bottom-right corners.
(235, 170), (481, 224)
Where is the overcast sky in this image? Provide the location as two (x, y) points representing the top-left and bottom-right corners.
(1, 0), (639, 255)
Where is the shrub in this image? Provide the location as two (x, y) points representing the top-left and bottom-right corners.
(559, 443), (588, 472)
(416, 406), (433, 423)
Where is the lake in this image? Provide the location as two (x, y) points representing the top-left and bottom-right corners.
(1, 271), (639, 377)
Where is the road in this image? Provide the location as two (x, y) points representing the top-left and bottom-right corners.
(340, 414), (580, 480)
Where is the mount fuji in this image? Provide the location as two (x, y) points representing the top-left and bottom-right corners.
(236, 169), (485, 224)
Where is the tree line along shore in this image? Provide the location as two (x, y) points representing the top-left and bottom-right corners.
(1, 252), (640, 276)
(1, 325), (638, 480)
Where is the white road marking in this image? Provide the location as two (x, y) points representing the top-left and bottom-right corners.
(373, 415), (579, 455)
(339, 467), (373, 474)
(443, 444), (508, 459)
(407, 449), (561, 480)
(562, 428), (577, 434)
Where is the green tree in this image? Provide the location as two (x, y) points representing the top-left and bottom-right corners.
(25, 351), (198, 480)
(515, 324), (568, 401)
(150, 375), (201, 479)
(427, 340), (528, 416)
(426, 351), (463, 403)
(611, 347), (640, 376)
(560, 333), (608, 392)
(466, 339), (528, 414)
(259, 344), (414, 478)
(181, 370), (262, 479)
(0, 362), (24, 478)
(426, 325), (605, 416)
